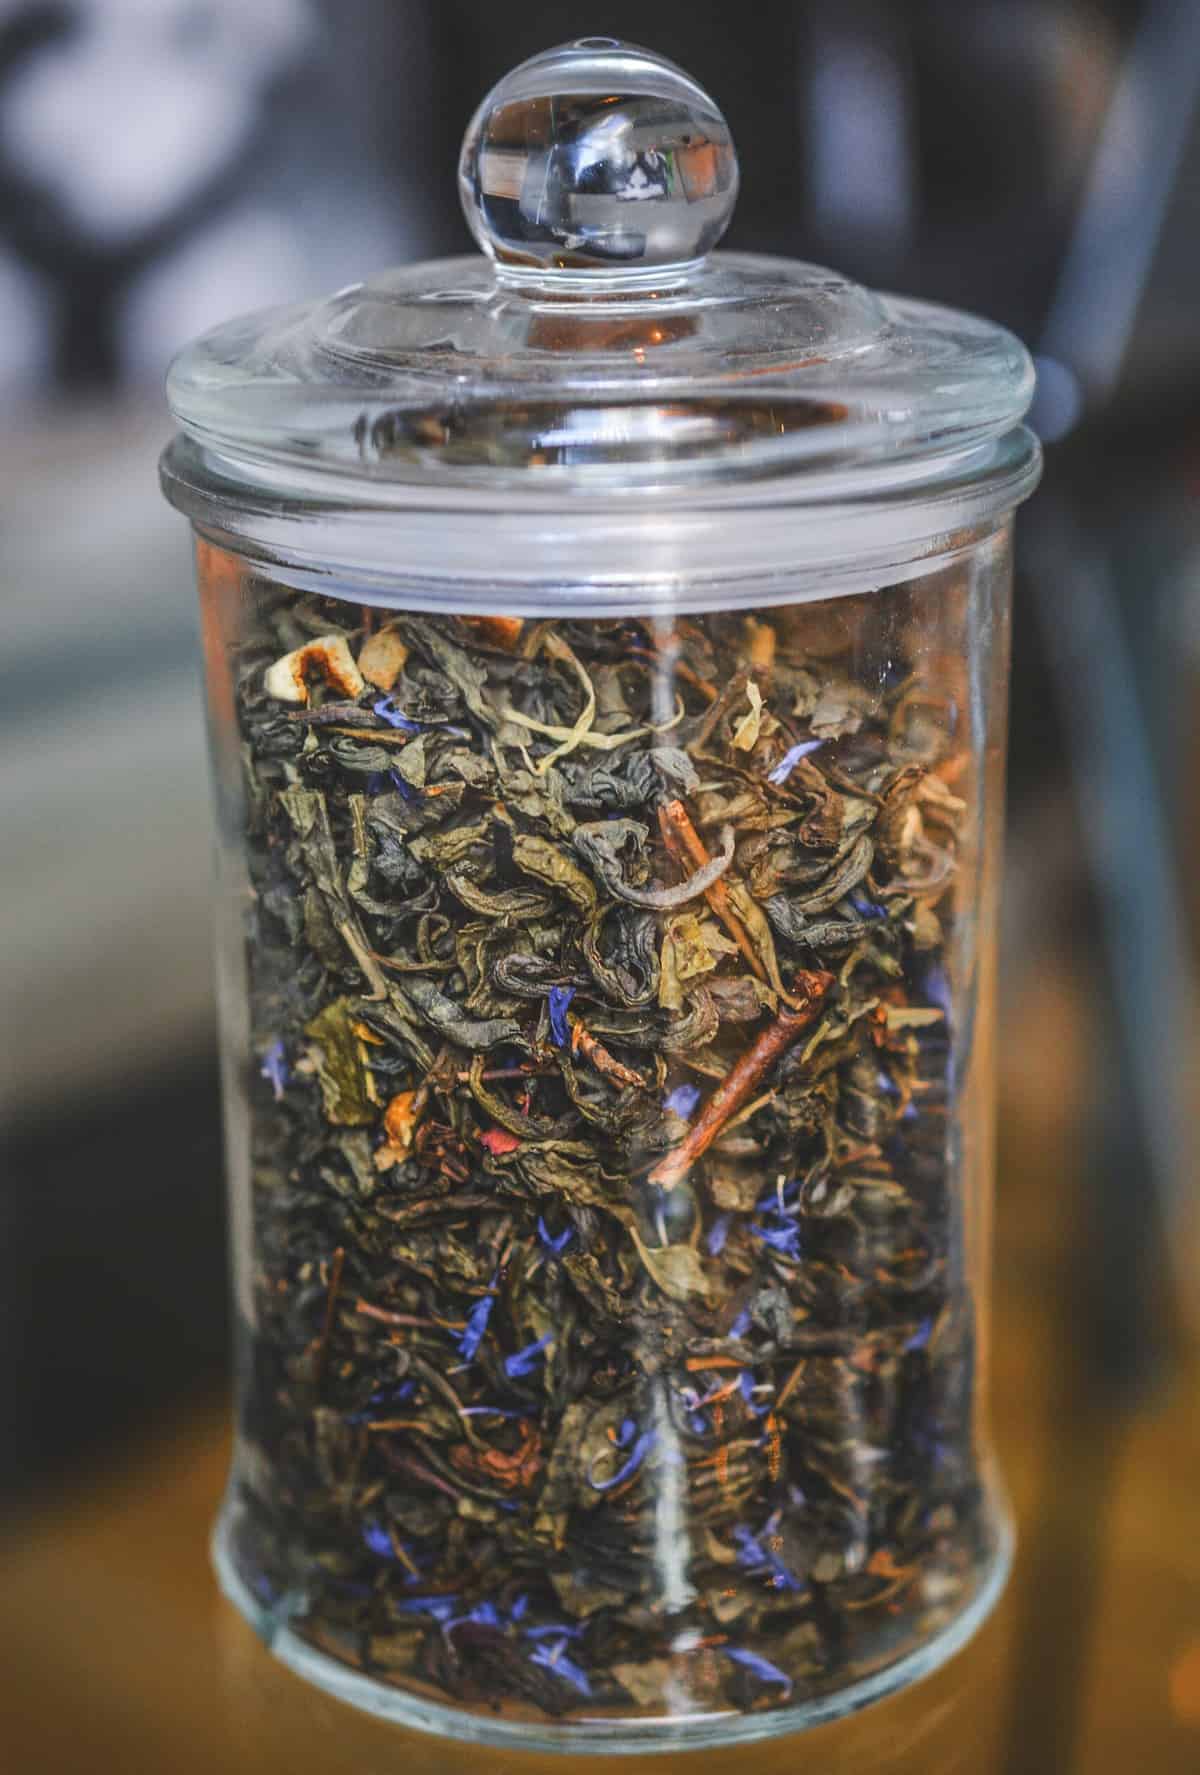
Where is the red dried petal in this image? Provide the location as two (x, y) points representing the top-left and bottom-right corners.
(480, 1127), (521, 1155)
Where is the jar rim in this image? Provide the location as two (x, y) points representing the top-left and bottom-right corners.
(161, 423), (1040, 615)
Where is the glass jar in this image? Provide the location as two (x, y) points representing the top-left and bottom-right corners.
(161, 39), (1040, 1753)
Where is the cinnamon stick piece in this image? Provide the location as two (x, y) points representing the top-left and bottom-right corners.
(647, 970), (835, 1190)
(658, 798), (766, 982)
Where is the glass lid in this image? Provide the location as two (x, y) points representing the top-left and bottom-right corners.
(166, 37), (1035, 499)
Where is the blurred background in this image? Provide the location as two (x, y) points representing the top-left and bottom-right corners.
(1, 2), (1198, 1771)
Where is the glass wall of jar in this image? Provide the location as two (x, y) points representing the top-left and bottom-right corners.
(186, 522), (1014, 1748)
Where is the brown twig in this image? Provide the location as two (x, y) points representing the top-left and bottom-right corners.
(353, 1299), (440, 1330)
(412, 1044), (456, 1118)
(570, 1019), (648, 1090)
(647, 970), (835, 1189)
(322, 725), (414, 746)
(388, 1528), (422, 1580)
(456, 1064), (549, 1083)
(691, 669), (748, 752)
(774, 1357), (808, 1412)
(627, 645), (719, 704)
(657, 798), (766, 982)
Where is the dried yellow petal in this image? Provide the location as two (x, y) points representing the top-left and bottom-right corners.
(732, 680), (764, 751)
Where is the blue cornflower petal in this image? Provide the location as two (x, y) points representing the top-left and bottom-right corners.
(373, 697), (424, 733)
(734, 1524), (766, 1567)
(523, 1621), (586, 1642)
(547, 985), (575, 1048)
(663, 1083), (701, 1119)
(923, 962), (952, 1018)
(848, 889), (889, 920)
(751, 1219), (803, 1259)
(363, 1522), (394, 1558)
(767, 739), (824, 785)
(589, 1429), (655, 1492)
(457, 1291), (495, 1361)
(260, 1039), (288, 1101)
(537, 1215), (574, 1257)
(734, 1518), (802, 1591)
(706, 1213), (731, 1256)
(530, 1641), (593, 1695)
(723, 1647), (793, 1692)
(345, 1379), (415, 1424)
(510, 1593), (530, 1621)
(394, 1595), (460, 1623)
(755, 1176), (800, 1212)
(768, 1553), (802, 1591)
(445, 1601), (503, 1632)
(730, 1307), (752, 1338)
(504, 1333), (552, 1379)
(904, 1316), (933, 1352)
(388, 767), (421, 803)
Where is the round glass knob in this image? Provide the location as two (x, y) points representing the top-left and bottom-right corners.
(459, 38), (739, 277)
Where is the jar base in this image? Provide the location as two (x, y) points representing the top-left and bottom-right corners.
(211, 1503), (1013, 1756)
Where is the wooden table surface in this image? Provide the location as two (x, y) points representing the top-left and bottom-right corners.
(3, 966), (1197, 1774)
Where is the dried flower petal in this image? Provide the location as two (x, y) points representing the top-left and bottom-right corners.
(481, 1126), (522, 1156)
(260, 1039), (288, 1101)
(588, 1429), (655, 1492)
(723, 1647), (794, 1692)
(537, 1216), (574, 1256)
(664, 1083), (701, 1120)
(383, 1090), (418, 1151)
(504, 1334), (552, 1378)
(750, 1219), (803, 1259)
(374, 696), (424, 733)
(706, 1213), (731, 1256)
(732, 680), (765, 751)
(529, 1640), (592, 1695)
(547, 985), (576, 1048)
(457, 1292), (496, 1361)
(767, 738), (824, 785)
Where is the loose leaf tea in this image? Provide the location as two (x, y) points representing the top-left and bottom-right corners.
(213, 564), (997, 1727)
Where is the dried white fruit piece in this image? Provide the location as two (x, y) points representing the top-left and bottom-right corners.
(264, 635), (364, 704)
